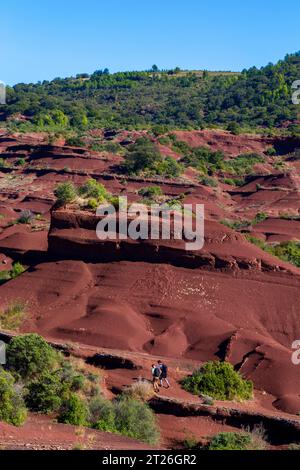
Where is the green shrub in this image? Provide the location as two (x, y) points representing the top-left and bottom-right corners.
(207, 432), (253, 450)
(114, 396), (160, 445)
(0, 270), (11, 285)
(86, 198), (99, 210)
(109, 196), (121, 210)
(245, 235), (266, 249)
(26, 371), (62, 413)
(71, 374), (86, 392)
(183, 433), (199, 449)
(59, 360), (85, 391)
(78, 179), (108, 202)
(269, 241), (300, 267)
(65, 136), (85, 147)
(227, 122), (241, 135)
(123, 138), (183, 178)
(252, 212), (267, 225)
(0, 158), (10, 169)
(155, 157), (183, 178)
(224, 153), (264, 176)
(0, 300), (26, 330)
(0, 368), (27, 426)
(246, 237), (300, 268)
(222, 177), (236, 186)
(138, 186), (163, 199)
(16, 158), (26, 166)
(0, 263), (26, 286)
(222, 177), (245, 187)
(265, 147), (276, 156)
(207, 430), (266, 450)
(181, 361), (253, 401)
(10, 262), (26, 279)
(88, 395), (116, 431)
(7, 334), (59, 382)
(199, 176), (218, 187)
(221, 219), (250, 231)
(54, 182), (77, 206)
(58, 394), (88, 426)
(17, 210), (34, 224)
(123, 138), (161, 175)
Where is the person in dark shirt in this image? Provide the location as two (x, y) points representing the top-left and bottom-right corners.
(158, 360), (170, 388)
(151, 363), (160, 392)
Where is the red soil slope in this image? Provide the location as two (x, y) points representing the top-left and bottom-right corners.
(0, 414), (156, 450)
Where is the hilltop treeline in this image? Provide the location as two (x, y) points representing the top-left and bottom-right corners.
(1, 53), (300, 133)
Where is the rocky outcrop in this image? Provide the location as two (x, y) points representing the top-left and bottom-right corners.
(48, 208), (298, 273)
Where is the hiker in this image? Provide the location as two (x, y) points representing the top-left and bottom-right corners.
(158, 360), (170, 388)
(151, 363), (160, 392)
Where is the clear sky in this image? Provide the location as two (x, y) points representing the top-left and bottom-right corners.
(1, 0), (299, 85)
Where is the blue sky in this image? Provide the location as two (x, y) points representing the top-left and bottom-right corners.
(1, 0), (299, 85)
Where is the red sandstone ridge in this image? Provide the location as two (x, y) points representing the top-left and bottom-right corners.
(47, 208), (299, 273)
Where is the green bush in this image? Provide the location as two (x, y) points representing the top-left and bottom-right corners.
(7, 334), (59, 382)
(123, 138), (182, 178)
(0, 368), (27, 426)
(79, 179), (109, 202)
(0, 158), (10, 169)
(269, 241), (300, 267)
(65, 136), (85, 147)
(224, 153), (264, 176)
(59, 361), (86, 393)
(138, 186), (163, 199)
(10, 262), (26, 279)
(88, 395), (116, 431)
(246, 237), (300, 268)
(207, 429), (266, 450)
(221, 219), (251, 230)
(26, 371), (62, 413)
(265, 147), (276, 156)
(227, 122), (241, 135)
(86, 198), (99, 210)
(54, 182), (77, 206)
(252, 212), (267, 225)
(0, 270), (11, 285)
(71, 374), (86, 392)
(123, 138), (162, 175)
(58, 394), (88, 426)
(155, 157), (183, 178)
(207, 432), (253, 450)
(114, 397), (160, 445)
(199, 176), (218, 187)
(17, 210), (34, 224)
(16, 158), (26, 166)
(222, 177), (236, 186)
(0, 300), (27, 330)
(181, 361), (253, 401)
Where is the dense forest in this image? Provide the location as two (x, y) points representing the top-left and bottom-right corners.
(1, 53), (300, 134)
